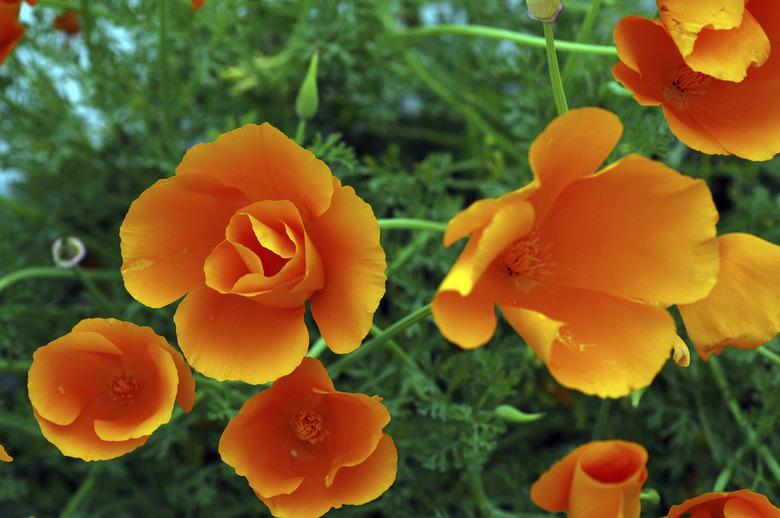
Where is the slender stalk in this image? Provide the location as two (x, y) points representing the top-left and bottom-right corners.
(561, 0), (604, 83)
(591, 399), (611, 440)
(378, 218), (447, 233)
(0, 411), (39, 436)
(159, 0), (174, 159)
(0, 267), (119, 294)
(329, 304), (433, 375)
(468, 470), (491, 514)
(307, 337), (327, 359)
(294, 119), (307, 144)
(756, 346), (780, 367)
(543, 24), (569, 116)
(74, 266), (116, 313)
(59, 465), (101, 518)
(0, 359), (30, 371)
(394, 24), (617, 56)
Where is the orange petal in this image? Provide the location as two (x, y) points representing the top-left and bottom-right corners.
(679, 233), (780, 359)
(330, 434), (397, 506)
(444, 189), (531, 246)
(0, 2), (23, 66)
(28, 332), (121, 426)
(120, 173), (249, 308)
(528, 108), (623, 217)
(260, 477), (337, 518)
(0, 443), (12, 462)
(308, 180), (386, 354)
(176, 123), (335, 220)
(191, 0), (205, 10)
(535, 154), (719, 306)
(657, 0), (745, 56)
(501, 284), (676, 398)
(666, 490), (780, 518)
(175, 285), (309, 383)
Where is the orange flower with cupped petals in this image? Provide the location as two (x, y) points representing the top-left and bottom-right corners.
(432, 108), (719, 398)
(0, 443), (12, 462)
(613, 0), (780, 161)
(219, 357), (397, 518)
(28, 318), (196, 461)
(120, 123), (386, 384)
(679, 233), (780, 360)
(531, 440), (648, 518)
(0, 1), (24, 66)
(666, 489), (780, 518)
(53, 10), (79, 36)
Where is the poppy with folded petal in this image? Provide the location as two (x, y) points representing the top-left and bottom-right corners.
(219, 358), (397, 518)
(53, 10), (79, 36)
(531, 440), (648, 518)
(120, 123), (386, 384)
(28, 318), (196, 461)
(613, 0), (780, 161)
(432, 108), (719, 398)
(0, 1), (24, 66)
(0, 443), (11, 462)
(666, 489), (780, 518)
(679, 233), (780, 360)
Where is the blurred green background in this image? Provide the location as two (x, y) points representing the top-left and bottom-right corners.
(1, 0), (780, 516)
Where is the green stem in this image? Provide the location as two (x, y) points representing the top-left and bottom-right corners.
(74, 266), (116, 313)
(295, 119), (307, 145)
(0, 267), (119, 294)
(59, 465), (101, 518)
(561, 0), (604, 83)
(0, 359), (30, 371)
(709, 357), (780, 485)
(756, 346), (780, 367)
(329, 304), (433, 375)
(307, 337), (327, 359)
(467, 470), (491, 514)
(0, 411), (39, 436)
(159, 0), (174, 159)
(543, 23), (569, 116)
(591, 399), (611, 440)
(378, 218), (447, 233)
(394, 24), (617, 56)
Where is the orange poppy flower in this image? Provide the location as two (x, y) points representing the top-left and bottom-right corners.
(28, 318), (195, 461)
(192, 0), (205, 11)
(219, 358), (397, 518)
(0, 1), (24, 66)
(432, 108), (719, 397)
(666, 489), (780, 518)
(613, 0), (780, 161)
(0, 443), (11, 462)
(531, 440), (648, 518)
(53, 10), (79, 36)
(120, 123), (386, 384)
(679, 233), (780, 360)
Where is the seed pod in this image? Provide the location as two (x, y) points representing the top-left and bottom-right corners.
(526, 0), (564, 23)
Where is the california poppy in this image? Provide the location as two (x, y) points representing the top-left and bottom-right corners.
(120, 123), (386, 384)
(666, 489), (780, 518)
(53, 10), (79, 36)
(679, 233), (780, 359)
(192, 0), (205, 11)
(432, 108), (719, 398)
(531, 440), (648, 518)
(28, 318), (195, 461)
(0, 443), (11, 462)
(219, 358), (397, 518)
(0, 1), (24, 66)
(613, 0), (780, 161)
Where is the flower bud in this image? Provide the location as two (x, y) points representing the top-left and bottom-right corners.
(295, 51), (319, 120)
(672, 336), (690, 367)
(51, 236), (86, 268)
(494, 404), (545, 423)
(526, 0), (564, 23)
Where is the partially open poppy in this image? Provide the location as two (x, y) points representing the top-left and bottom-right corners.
(120, 123), (386, 384)
(432, 108), (719, 397)
(53, 10), (79, 36)
(0, 443), (11, 462)
(531, 440), (648, 518)
(613, 0), (780, 161)
(666, 489), (780, 518)
(28, 318), (195, 461)
(0, 1), (24, 66)
(219, 358), (397, 518)
(679, 233), (780, 359)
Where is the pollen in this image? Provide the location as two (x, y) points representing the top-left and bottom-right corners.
(291, 410), (326, 444)
(664, 65), (713, 108)
(110, 373), (139, 403)
(502, 233), (550, 279)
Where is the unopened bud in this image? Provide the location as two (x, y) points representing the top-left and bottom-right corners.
(295, 51), (319, 120)
(526, 0), (564, 23)
(672, 336), (690, 367)
(494, 404), (545, 424)
(52, 236), (86, 268)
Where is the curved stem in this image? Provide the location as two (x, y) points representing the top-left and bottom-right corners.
(757, 346), (780, 367)
(59, 465), (100, 518)
(378, 218), (447, 233)
(307, 336), (328, 359)
(543, 23), (569, 116)
(0, 267), (120, 294)
(561, 0), (604, 83)
(394, 24), (617, 56)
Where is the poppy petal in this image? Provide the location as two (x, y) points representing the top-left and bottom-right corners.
(679, 233), (780, 359)
(176, 123), (335, 220)
(666, 490), (780, 518)
(120, 173), (249, 308)
(175, 285), (308, 383)
(0, 444), (12, 462)
(0, 1), (23, 66)
(330, 434), (398, 506)
(260, 477), (336, 518)
(309, 181), (386, 354)
(432, 268), (500, 349)
(657, 0), (744, 55)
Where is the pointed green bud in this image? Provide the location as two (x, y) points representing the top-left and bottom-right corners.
(526, 0), (564, 23)
(295, 51), (319, 120)
(494, 404), (545, 424)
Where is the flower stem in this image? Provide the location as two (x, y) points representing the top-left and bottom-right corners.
(0, 359), (31, 371)
(394, 24), (617, 56)
(591, 399), (611, 440)
(59, 465), (101, 518)
(756, 346), (780, 367)
(561, 0), (604, 83)
(378, 218), (447, 233)
(307, 336), (327, 359)
(0, 267), (119, 294)
(543, 23), (569, 116)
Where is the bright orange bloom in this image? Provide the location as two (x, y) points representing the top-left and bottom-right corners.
(613, 0), (780, 161)
(432, 108), (719, 397)
(0, 443), (11, 462)
(28, 318), (195, 461)
(679, 233), (780, 359)
(219, 358), (397, 518)
(53, 10), (79, 36)
(0, 1), (24, 66)
(192, 0), (206, 11)
(531, 440), (648, 518)
(120, 123), (386, 384)
(666, 489), (780, 518)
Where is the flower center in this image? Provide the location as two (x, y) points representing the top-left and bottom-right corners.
(109, 373), (138, 403)
(291, 410), (325, 444)
(664, 65), (712, 108)
(502, 233), (550, 279)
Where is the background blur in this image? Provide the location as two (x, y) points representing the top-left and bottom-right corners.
(2, 1), (780, 516)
